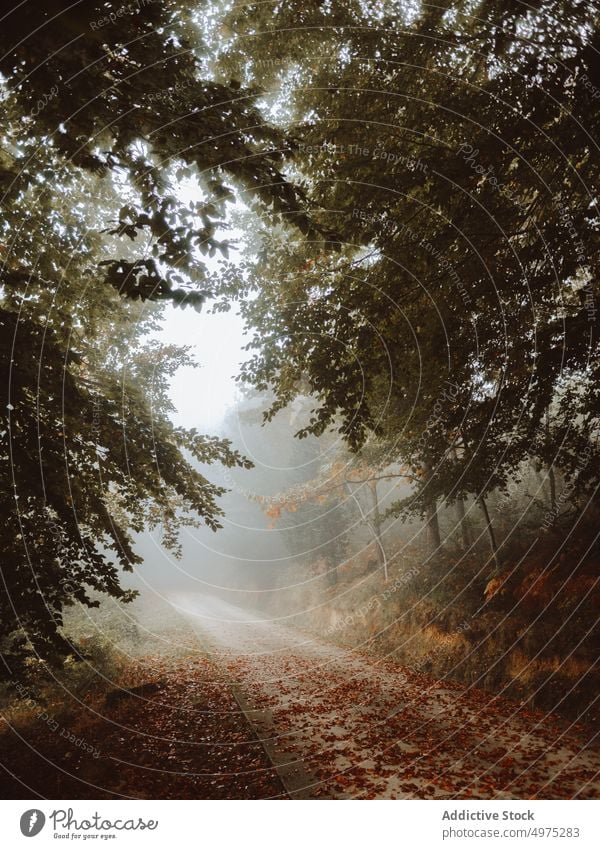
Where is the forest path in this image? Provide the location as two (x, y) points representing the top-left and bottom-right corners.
(170, 592), (599, 800)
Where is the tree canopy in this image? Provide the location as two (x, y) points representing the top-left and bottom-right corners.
(1, 0), (599, 676)
(215, 0), (600, 558)
(0, 0), (311, 676)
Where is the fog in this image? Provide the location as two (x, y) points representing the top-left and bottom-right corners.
(124, 311), (416, 619)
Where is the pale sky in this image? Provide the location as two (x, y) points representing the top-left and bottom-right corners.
(149, 182), (256, 430)
(154, 303), (247, 430)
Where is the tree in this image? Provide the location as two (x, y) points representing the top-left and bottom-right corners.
(0, 0), (313, 676)
(259, 448), (414, 584)
(215, 0), (600, 570)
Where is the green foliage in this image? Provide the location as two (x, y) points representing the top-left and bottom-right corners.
(2, 0), (599, 678)
(216, 0), (600, 535)
(0, 1), (312, 676)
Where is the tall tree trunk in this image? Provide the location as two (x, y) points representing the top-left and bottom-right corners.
(325, 559), (338, 587)
(346, 481), (388, 582)
(450, 445), (470, 549)
(546, 410), (557, 513)
(423, 461), (441, 554)
(368, 480), (385, 566)
(478, 494), (500, 571)
(548, 465), (557, 514)
(426, 497), (441, 552)
(455, 495), (471, 549)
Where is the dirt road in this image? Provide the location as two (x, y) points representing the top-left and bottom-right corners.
(170, 592), (599, 800)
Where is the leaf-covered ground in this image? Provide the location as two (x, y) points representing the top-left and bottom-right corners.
(0, 620), (284, 799)
(1, 594), (597, 800)
(172, 594), (600, 800)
